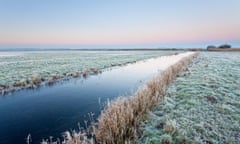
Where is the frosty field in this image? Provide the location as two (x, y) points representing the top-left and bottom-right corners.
(138, 52), (240, 144)
(0, 50), (176, 92)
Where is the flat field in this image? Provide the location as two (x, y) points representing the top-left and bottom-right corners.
(138, 52), (240, 144)
(0, 50), (176, 91)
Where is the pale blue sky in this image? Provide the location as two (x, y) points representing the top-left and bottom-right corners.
(0, 0), (240, 48)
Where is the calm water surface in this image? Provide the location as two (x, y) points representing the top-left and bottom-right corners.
(0, 57), (165, 144)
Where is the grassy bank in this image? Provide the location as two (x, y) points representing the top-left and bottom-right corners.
(40, 52), (198, 144)
(0, 50), (177, 95)
(138, 52), (240, 144)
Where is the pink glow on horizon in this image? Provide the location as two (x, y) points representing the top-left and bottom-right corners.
(0, 23), (239, 46)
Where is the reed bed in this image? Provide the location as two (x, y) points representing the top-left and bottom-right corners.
(40, 52), (199, 144)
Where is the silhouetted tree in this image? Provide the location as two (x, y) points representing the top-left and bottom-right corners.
(206, 45), (216, 50)
(218, 44), (231, 48)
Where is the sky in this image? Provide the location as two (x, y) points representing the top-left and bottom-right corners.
(0, 0), (240, 49)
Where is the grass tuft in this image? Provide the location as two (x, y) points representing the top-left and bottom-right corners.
(160, 134), (173, 144)
(32, 75), (41, 85)
(82, 70), (89, 78)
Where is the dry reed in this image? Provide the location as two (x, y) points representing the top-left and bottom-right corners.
(33, 75), (41, 85)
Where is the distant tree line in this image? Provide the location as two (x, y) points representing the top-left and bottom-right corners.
(207, 44), (231, 50)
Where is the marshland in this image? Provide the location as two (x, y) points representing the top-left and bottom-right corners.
(0, 50), (239, 144)
(1, 1), (240, 144)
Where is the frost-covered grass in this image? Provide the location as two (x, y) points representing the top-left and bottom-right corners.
(138, 52), (240, 144)
(0, 50), (176, 92)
